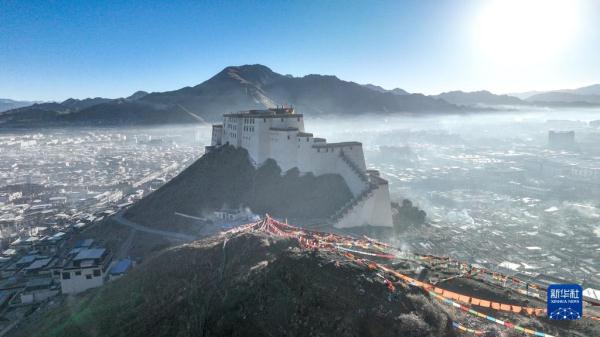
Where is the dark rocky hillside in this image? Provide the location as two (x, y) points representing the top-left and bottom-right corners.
(9, 230), (457, 337)
(124, 145), (353, 230)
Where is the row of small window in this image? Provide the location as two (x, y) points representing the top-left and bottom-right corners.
(244, 126), (255, 132)
(244, 117), (301, 123)
(226, 124), (237, 130)
(275, 117), (301, 122)
(61, 269), (101, 279)
(229, 132), (237, 138)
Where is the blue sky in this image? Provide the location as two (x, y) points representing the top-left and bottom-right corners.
(1, 0), (599, 101)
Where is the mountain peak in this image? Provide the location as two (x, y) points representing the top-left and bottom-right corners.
(202, 64), (282, 88)
(363, 84), (409, 95)
(217, 64), (277, 78)
(224, 64), (274, 73)
(127, 90), (149, 100)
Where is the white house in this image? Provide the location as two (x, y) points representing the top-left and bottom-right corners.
(59, 247), (112, 294)
(20, 278), (59, 304)
(208, 107), (393, 228)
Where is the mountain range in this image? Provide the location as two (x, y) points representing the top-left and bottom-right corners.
(0, 98), (44, 113)
(510, 83), (600, 104)
(433, 90), (525, 107)
(0, 65), (459, 127)
(1, 65), (599, 127)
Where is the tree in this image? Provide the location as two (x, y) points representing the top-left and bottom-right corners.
(392, 199), (426, 233)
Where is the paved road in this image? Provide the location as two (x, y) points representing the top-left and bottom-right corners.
(113, 213), (197, 241)
(117, 227), (136, 258)
(0, 320), (19, 337)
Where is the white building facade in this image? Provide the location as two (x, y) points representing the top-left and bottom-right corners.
(59, 248), (112, 294)
(208, 108), (393, 228)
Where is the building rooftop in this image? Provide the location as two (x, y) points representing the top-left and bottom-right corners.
(73, 248), (106, 261)
(583, 288), (600, 302)
(2, 249), (17, 256)
(75, 239), (94, 248)
(224, 107), (301, 118)
(313, 141), (362, 148)
(16, 255), (38, 266)
(109, 258), (133, 275)
(25, 277), (53, 289)
(24, 258), (52, 270)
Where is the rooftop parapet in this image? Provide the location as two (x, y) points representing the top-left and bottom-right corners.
(312, 141), (362, 148)
(224, 107), (298, 118)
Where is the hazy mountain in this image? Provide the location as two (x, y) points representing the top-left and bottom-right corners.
(512, 84), (600, 104)
(0, 64), (460, 126)
(362, 84), (409, 95)
(126, 90), (149, 100)
(0, 95), (203, 126)
(62, 99), (206, 125)
(140, 65), (457, 121)
(557, 83), (600, 96)
(434, 90), (525, 107)
(508, 91), (543, 100)
(0, 98), (41, 112)
(61, 97), (113, 110)
(526, 91), (600, 104)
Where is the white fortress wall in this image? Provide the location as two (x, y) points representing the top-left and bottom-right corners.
(268, 129), (299, 172)
(211, 108), (393, 228)
(308, 143), (368, 196)
(367, 177), (394, 226)
(211, 125), (223, 146)
(334, 181), (393, 228)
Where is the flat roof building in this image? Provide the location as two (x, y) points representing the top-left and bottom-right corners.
(59, 247), (112, 294)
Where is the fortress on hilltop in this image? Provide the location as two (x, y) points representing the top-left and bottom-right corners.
(208, 107), (393, 228)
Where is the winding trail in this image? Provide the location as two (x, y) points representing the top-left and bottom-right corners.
(113, 213), (197, 241)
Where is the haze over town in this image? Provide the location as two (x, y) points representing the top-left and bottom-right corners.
(1, 1), (600, 336)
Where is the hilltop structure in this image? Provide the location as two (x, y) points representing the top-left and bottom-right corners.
(208, 107), (393, 228)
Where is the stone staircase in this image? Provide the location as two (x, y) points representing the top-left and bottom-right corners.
(329, 182), (377, 223)
(330, 150), (378, 224)
(339, 150), (369, 184)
